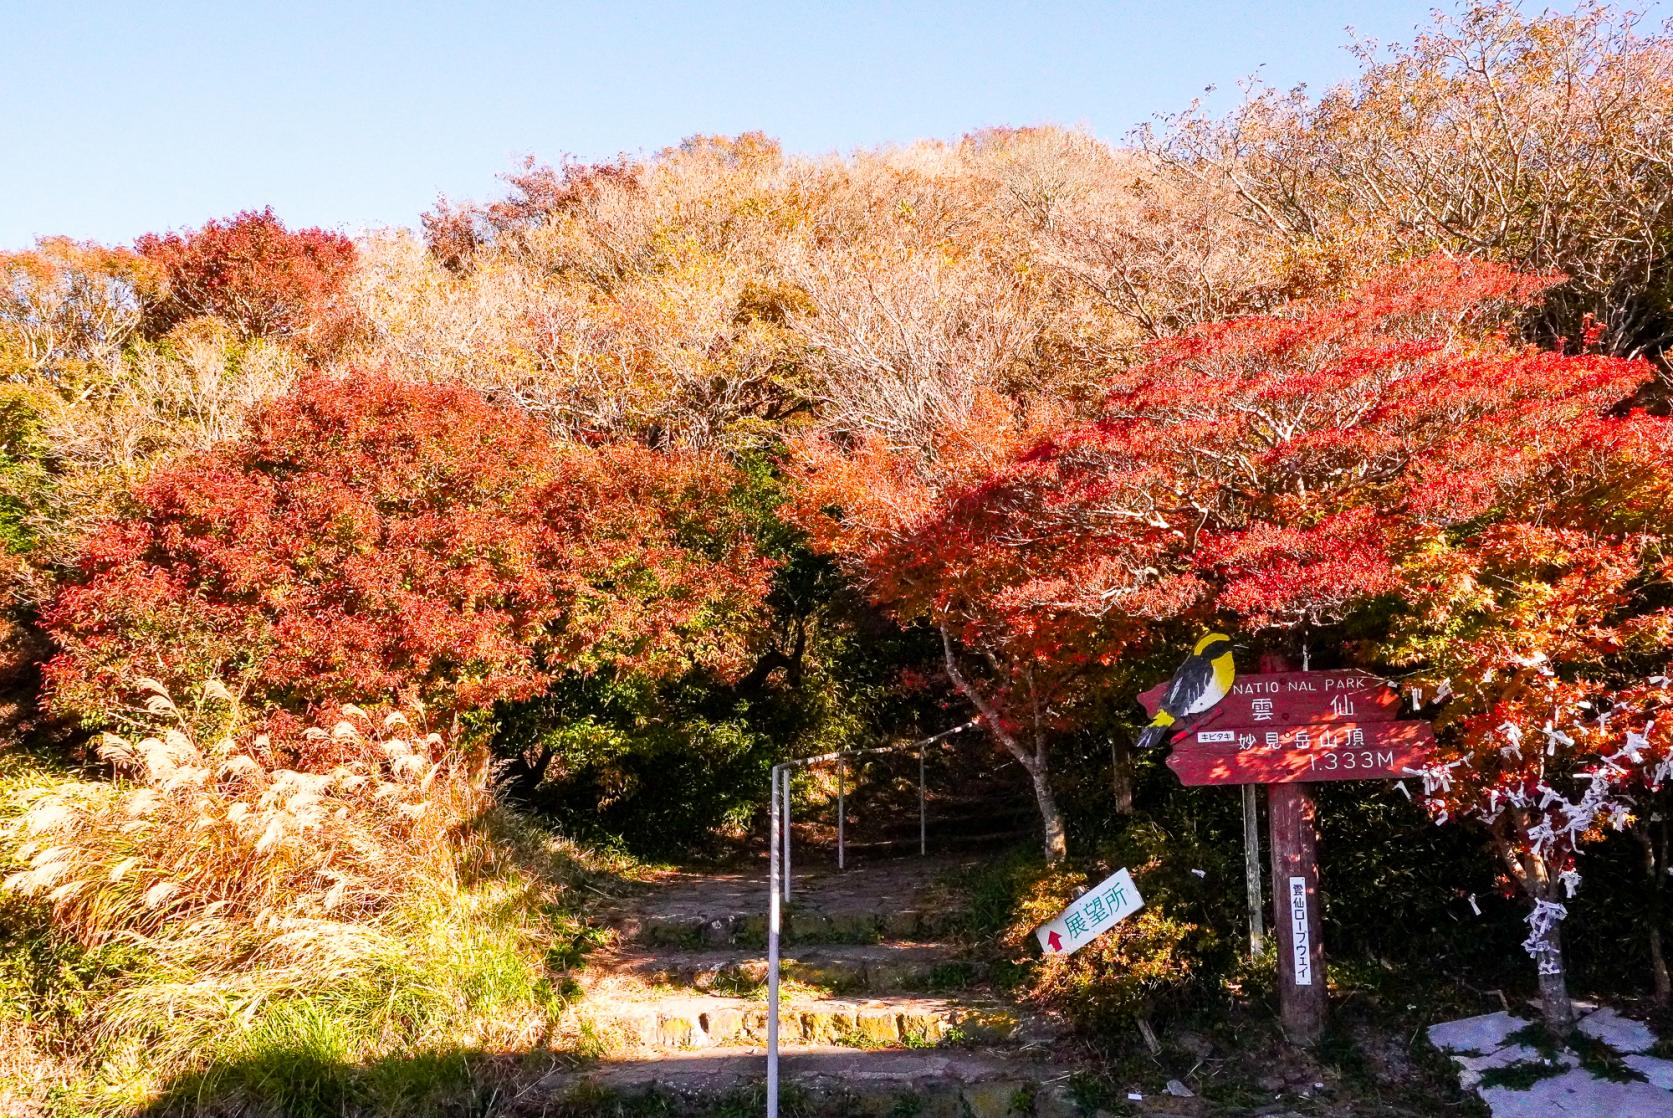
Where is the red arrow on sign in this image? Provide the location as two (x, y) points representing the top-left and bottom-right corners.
(1046, 930), (1063, 952)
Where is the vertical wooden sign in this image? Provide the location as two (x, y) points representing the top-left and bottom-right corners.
(1269, 781), (1324, 1043)
(1258, 652), (1322, 1045)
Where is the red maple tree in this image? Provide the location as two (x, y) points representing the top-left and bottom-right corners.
(1011, 258), (1596, 627)
(977, 257), (1668, 1034)
(1383, 394), (1673, 1032)
(43, 373), (771, 758)
(798, 256), (1673, 1031)
(791, 393), (1142, 864)
(135, 208), (358, 355)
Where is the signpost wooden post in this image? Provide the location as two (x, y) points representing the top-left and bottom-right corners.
(1268, 780), (1324, 1041)
(1139, 660), (1434, 1046)
(1242, 784), (1263, 958)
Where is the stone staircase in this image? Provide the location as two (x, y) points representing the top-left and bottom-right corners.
(610, 941), (971, 994)
(551, 853), (1088, 1116)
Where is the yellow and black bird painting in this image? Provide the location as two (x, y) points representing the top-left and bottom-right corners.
(1137, 632), (1237, 750)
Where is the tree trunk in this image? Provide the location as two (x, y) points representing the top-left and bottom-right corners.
(1492, 824), (1575, 1039)
(1024, 756), (1069, 864)
(1636, 822), (1672, 1004)
(940, 625), (1067, 864)
(503, 744), (556, 803)
(1536, 933), (1577, 1040)
(1111, 736), (1135, 815)
(1651, 927), (1670, 1007)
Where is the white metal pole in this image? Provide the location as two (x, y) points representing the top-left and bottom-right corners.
(767, 766), (781, 1118)
(837, 757), (845, 871)
(919, 742), (927, 857)
(781, 767), (792, 903)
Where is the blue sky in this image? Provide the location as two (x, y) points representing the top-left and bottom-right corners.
(4, 1), (1480, 249)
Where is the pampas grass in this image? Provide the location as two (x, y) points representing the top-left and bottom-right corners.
(0, 681), (613, 1114)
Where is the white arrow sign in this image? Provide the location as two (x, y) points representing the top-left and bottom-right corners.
(1033, 867), (1144, 957)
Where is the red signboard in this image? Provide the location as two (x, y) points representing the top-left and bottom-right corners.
(1165, 720), (1436, 786)
(1138, 656), (1431, 1047)
(1139, 669), (1402, 733)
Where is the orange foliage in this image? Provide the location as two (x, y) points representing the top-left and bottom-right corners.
(136, 208), (357, 357)
(43, 373), (770, 749)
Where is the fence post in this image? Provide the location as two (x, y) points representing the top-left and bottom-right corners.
(919, 741), (927, 857)
(837, 756), (846, 871)
(767, 766), (781, 1118)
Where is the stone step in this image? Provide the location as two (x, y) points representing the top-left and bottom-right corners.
(546, 1045), (1082, 1118)
(614, 902), (965, 948)
(575, 993), (1032, 1051)
(607, 942), (979, 995)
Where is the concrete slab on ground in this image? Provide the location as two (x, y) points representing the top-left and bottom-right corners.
(1428, 1010), (1524, 1055)
(1479, 1068), (1673, 1116)
(1577, 1007), (1658, 1054)
(1454, 1044), (1575, 1089)
(1630, 1054), (1673, 1091)
(1430, 1005), (1673, 1116)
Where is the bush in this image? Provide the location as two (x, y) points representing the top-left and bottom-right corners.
(135, 208), (358, 357)
(994, 820), (1239, 1033)
(7, 683), (463, 947)
(41, 373), (771, 748)
(486, 448), (942, 855)
(0, 683), (606, 1111)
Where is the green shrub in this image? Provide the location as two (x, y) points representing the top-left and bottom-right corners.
(1007, 871), (1202, 1030)
(491, 453), (945, 857)
(988, 821), (1240, 1033)
(0, 386), (51, 557)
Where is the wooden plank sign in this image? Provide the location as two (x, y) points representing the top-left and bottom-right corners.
(1139, 669), (1402, 733)
(1165, 720), (1436, 786)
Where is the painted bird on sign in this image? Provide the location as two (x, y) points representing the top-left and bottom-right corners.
(1137, 632), (1237, 750)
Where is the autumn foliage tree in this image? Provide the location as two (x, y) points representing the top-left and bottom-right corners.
(136, 208), (358, 356)
(0, 238), (158, 382)
(42, 373), (771, 756)
(913, 256), (1671, 1035)
(1383, 398), (1673, 1031)
(798, 259), (1545, 862)
(1148, 2), (1673, 356)
(420, 155), (643, 272)
(792, 393), (1129, 864)
(796, 252), (1673, 1032)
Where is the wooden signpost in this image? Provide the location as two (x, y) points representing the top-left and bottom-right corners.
(1139, 661), (1435, 1045)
